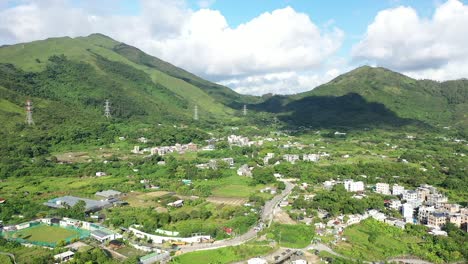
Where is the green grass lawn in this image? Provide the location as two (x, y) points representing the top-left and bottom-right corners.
(172, 244), (275, 264)
(12, 225), (80, 244)
(115, 246), (147, 258)
(335, 219), (420, 261)
(266, 223), (315, 248)
(198, 175), (265, 198)
(0, 255), (13, 264)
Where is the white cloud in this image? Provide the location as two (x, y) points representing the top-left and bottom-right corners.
(221, 69), (342, 96)
(0, 0), (344, 95)
(352, 0), (468, 80)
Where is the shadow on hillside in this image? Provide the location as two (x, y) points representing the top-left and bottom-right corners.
(248, 93), (427, 130)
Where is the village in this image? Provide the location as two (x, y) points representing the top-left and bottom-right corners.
(0, 129), (467, 264)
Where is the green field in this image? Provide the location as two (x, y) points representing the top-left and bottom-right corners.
(0, 255), (13, 264)
(266, 223), (315, 248)
(335, 219), (418, 261)
(9, 225), (81, 244)
(172, 244), (275, 264)
(197, 175), (266, 198)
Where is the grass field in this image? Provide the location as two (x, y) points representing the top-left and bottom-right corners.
(172, 244), (275, 264)
(0, 255), (13, 264)
(335, 219), (420, 261)
(198, 175), (266, 198)
(11, 225), (80, 244)
(266, 223), (315, 248)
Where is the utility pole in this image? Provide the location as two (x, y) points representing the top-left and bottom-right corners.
(194, 105), (199, 121)
(104, 99), (111, 119)
(25, 100), (34, 125)
(243, 104), (247, 116)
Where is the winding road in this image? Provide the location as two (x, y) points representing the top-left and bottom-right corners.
(179, 181), (295, 253)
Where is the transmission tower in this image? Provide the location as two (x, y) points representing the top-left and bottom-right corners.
(243, 104), (247, 116)
(104, 99), (111, 119)
(194, 105), (199, 121)
(25, 100), (34, 125)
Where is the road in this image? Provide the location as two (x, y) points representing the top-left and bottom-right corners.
(179, 181), (294, 253)
(0, 252), (16, 264)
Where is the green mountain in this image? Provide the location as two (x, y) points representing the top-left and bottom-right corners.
(253, 66), (468, 131)
(0, 33), (252, 128)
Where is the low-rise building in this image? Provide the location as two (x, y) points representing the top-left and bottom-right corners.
(167, 200), (184, 208)
(54, 251), (74, 262)
(237, 164), (252, 177)
(139, 250), (170, 264)
(95, 190), (122, 199)
(403, 190), (418, 201)
(375, 183), (390, 195)
(44, 196), (112, 212)
(428, 212), (448, 228)
(418, 206), (435, 224)
(389, 200), (402, 210)
(392, 184), (405, 196)
(402, 203), (414, 222)
(303, 154), (319, 162)
(283, 154), (300, 164)
(343, 180), (364, 192)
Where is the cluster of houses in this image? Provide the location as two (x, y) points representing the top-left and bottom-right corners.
(132, 142), (198, 156)
(319, 179), (468, 234)
(196, 157), (235, 170)
(383, 184), (468, 232)
(283, 153), (325, 164)
(227, 135), (263, 147)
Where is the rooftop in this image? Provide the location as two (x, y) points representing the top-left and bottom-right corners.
(95, 190), (122, 198)
(44, 196), (110, 212)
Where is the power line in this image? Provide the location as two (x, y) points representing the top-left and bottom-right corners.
(25, 100), (34, 125)
(104, 99), (111, 119)
(194, 105), (199, 121)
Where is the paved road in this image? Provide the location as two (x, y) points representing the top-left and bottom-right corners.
(0, 252), (16, 264)
(179, 181), (294, 253)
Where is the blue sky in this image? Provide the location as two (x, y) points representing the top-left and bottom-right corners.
(1, 0), (468, 95)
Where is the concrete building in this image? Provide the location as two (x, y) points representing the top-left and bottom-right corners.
(283, 154), (300, 164)
(167, 200), (184, 208)
(403, 190), (418, 201)
(139, 250), (170, 264)
(54, 251), (74, 262)
(247, 258), (268, 264)
(392, 184), (405, 196)
(303, 154), (319, 162)
(402, 203), (414, 222)
(43, 196), (111, 212)
(418, 206), (436, 224)
(343, 180), (364, 192)
(95, 190), (122, 199)
(389, 200), (402, 210)
(237, 164), (252, 177)
(428, 212), (448, 228)
(375, 183), (390, 195)
(427, 193), (448, 207)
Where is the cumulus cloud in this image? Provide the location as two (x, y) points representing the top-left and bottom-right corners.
(0, 0), (344, 95)
(352, 0), (468, 80)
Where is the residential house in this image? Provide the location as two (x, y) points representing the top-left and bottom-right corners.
(392, 184), (405, 196)
(428, 212), (448, 228)
(343, 180), (364, 192)
(283, 154), (300, 164)
(237, 164), (252, 177)
(95, 190), (122, 199)
(303, 154), (319, 162)
(54, 251), (74, 262)
(167, 200), (184, 208)
(375, 183), (390, 195)
(418, 206), (435, 224)
(402, 203), (414, 222)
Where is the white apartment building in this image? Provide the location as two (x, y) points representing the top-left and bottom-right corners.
(402, 203), (414, 222)
(375, 183), (390, 195)
(392, 184), (405, 196)
(303, 154), (320, 162)
(403, 190), (418, 201)
(343, 180), (365, 192)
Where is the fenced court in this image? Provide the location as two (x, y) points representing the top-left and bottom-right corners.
(0, 224), (90, 247)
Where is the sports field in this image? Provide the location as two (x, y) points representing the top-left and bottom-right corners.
(12, 225), (81, 244)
